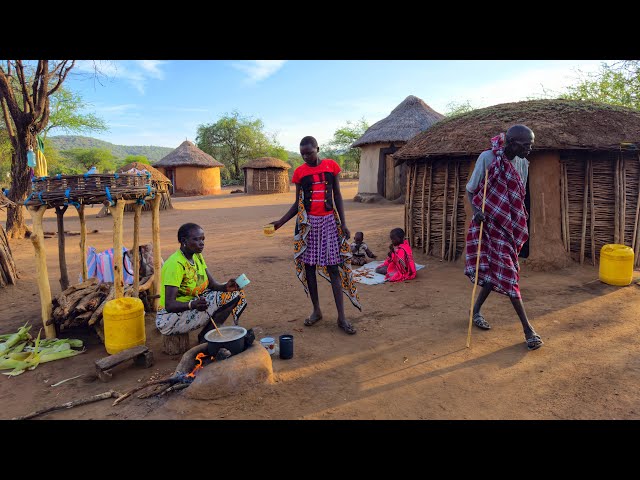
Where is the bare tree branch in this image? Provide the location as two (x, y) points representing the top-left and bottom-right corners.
(47, 60), (75, 97)
(15, 60), (35, 114)
(1, 98), (15, 139)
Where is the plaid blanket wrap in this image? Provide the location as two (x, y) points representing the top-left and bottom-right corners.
(464, 133), (529, 299)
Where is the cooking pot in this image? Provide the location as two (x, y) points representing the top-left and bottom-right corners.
(204, 326), (250, 356)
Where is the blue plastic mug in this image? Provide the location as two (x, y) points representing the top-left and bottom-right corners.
(236, 273), (250, 288)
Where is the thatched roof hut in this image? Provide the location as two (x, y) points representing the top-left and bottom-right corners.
(242, 157), (291, 194)
(154, 141), (225, 196)
(117, 161), (173, 211)
(394, 99), (640, 269)
(352, 95), (444, 201)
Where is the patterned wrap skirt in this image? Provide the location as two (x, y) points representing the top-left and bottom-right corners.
(156, 289), (247, 335)
(300, 214), (342, 266)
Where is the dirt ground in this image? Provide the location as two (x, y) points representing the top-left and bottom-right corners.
(1, 180), (639, 420)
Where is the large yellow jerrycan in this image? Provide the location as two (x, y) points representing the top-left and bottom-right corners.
(103, 297), (146, 354)
(599, 244), (634, 286)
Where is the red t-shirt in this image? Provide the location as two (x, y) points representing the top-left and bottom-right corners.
(291, 159), (341, 216)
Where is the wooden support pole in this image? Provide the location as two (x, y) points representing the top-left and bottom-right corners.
(564, 164), (571, 252)
(589, 159), (596, 266)
(28, 206), (56, 339)
(580, 160), (589, 264)
(409, 163), (417, 247)
(632, 155), (640, 265)
(421, 162), (426, 251)
(78, 204), (88, 281)
(425, 163), (432, 254)
(450, 162), (460, 261)
(621, 156), (626, 245)
(151, 196), (162, 312)
(442, 162), (449, 260)
(560, 163), (567, 251)
(112, 201), (125, 299)
(132, 203), (142, 297)
(54, 205), (69, 290)
(614, 158), (620, 245)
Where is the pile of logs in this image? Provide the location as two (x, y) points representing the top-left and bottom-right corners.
(48, 275), (154, 341)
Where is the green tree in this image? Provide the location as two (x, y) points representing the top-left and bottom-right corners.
(43, 87), (108, 141)
(326, 118), (370, 172)
(0, 60), (76, 238)
(196, 111), (276, 179)
(445, 100), (475, 117)
(121, 155), (150, 165)
(561, 61), (639, 109)
(60, 147), (116, 173)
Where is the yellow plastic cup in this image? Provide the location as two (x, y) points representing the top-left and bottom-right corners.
(263, 224), (275, 237)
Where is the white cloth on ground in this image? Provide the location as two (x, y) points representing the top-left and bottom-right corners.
(352, 260), (425, 285)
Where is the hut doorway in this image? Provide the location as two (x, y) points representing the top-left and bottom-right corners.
(165, 168), (176, 195)
(378, 145), (400, 200)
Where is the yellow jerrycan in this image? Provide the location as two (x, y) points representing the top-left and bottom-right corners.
(103, 297), (146, 354)
(599, 244), (634, 286)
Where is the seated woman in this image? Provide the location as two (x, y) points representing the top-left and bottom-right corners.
(375, 227), (417, 282)
(156, 223), (248, 343)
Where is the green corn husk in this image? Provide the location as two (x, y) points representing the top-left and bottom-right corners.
(0, 324), (32, 355)
(0, 357), (30, 371)
(34, 338), (83, 349)
(8, 342), (27, 355)
(37, 349), (84, 363)
(7, 352), (30, 361)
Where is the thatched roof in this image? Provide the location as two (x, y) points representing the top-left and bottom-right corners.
(242, 157), (291, 170)
(154, 141), (224, 168)
(351, 95), (444, 148)
(117, 161), (172, 184)
(395, 99), (640, 162)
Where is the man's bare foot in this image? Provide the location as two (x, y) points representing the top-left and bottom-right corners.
(304, 310), (323, 326)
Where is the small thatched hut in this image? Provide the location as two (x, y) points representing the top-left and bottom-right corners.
(394, 99), (640, 269)
(154, 141), (224, 196)
(242, 157), (291, 194)
(352, 95), (444, 201)
(117, 161), (173, 211)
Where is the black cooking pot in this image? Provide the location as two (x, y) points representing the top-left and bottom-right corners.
(204, 326), (248, 356)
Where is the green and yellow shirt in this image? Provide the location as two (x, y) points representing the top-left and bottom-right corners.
(159, 249), (209, 309)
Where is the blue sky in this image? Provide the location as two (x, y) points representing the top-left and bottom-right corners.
(63, 60), (605, 152)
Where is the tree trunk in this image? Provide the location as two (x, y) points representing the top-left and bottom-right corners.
(6, 130), (34, 239)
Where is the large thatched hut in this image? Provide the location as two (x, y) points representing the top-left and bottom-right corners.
(242, 157), (291, 194)
(352, 95), (444, 201)
(154, 141), (224, 196)
(117, 161), (173, 211)
(394, 99), (640, 269)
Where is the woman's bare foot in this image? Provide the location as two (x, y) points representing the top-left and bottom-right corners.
(337, 319), (356, 334)
(304, 309), (323, 326)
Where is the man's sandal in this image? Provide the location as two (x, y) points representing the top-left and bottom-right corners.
(526, 334), (544, 350)
(304, 315), (322, 326)
(472, 312), (491, 330)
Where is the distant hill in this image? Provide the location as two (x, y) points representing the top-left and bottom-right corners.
(49, 135), (174, 161)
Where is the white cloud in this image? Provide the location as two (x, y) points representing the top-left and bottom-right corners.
(95, 103), (139, 114)
(231, 60), (286, 84)
(431, 61), (604, 112)
(75, 60), (168, 94)
(136, 60), (166, 79)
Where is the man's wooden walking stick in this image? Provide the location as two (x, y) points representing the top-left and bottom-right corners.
(467, 169), (489, 348)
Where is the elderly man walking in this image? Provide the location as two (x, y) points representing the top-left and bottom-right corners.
(464, 124), (543, 350)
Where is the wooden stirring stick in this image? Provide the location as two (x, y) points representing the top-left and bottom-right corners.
(196, 294), (223, 337)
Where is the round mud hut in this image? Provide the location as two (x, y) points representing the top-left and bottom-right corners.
(393, 99), (640, 269)
(242, 157), (291, 194)
(352, 95), (444, 202)
(117, 161), (173, 211)
(154, 141), (224, 196)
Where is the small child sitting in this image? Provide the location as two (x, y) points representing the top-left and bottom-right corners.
(375, 227), (417, 282)
(350, 231), (377, 267)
